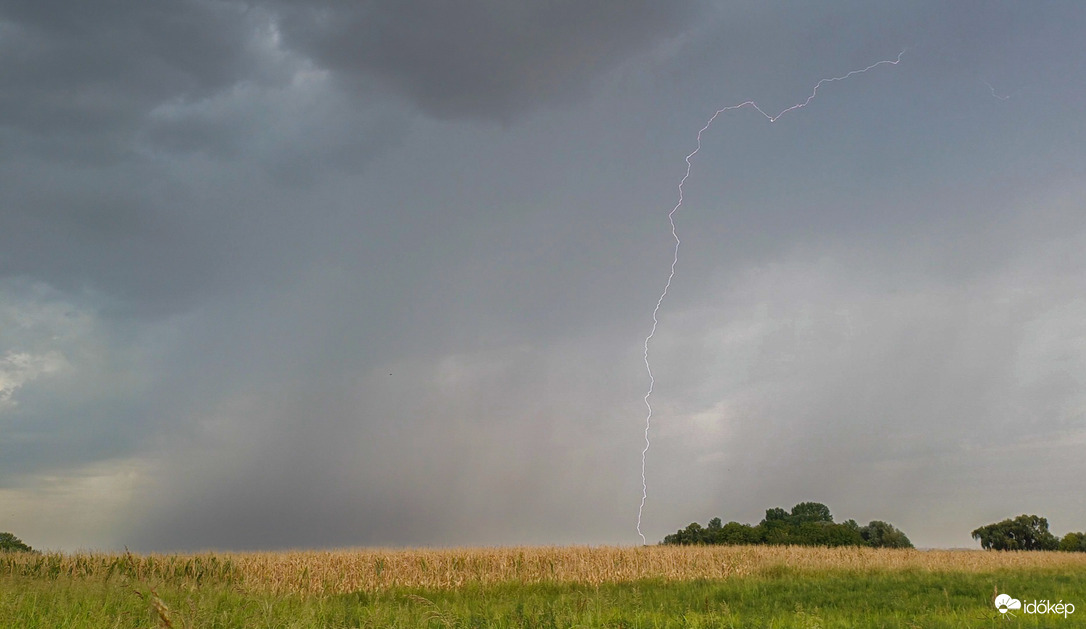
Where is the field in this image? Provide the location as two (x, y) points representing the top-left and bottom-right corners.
(3, 545), (1085, 627)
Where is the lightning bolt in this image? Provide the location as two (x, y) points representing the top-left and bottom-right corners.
(637, 50), (905, 545)
(983, 80), (1012, 101)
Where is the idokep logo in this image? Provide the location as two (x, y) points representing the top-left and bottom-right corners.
(994, 593), (1075, 619)
(994, 594), (1020, 615)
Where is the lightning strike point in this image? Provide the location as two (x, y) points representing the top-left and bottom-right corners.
(636, 50), (904, 544)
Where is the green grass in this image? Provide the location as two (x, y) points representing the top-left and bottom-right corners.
(2, 566), (1084, 628)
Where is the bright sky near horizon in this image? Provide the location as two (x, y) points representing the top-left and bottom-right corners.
(1, 1), (1084, 552)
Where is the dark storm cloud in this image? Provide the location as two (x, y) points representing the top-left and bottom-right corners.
(0, 166), (217, 315)
(0, 2), (395, 316)
(271, 0), (701, 119)
(0, 1), (271, 155)
(0, 1), (276, 316)
(0, 0), (702, 162)
(0, 0), (687, 317)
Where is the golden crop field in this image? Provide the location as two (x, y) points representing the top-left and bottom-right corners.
(5, 545), (1086, 596)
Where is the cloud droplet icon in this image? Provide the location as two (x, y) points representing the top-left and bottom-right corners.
(995, 593), (1022, 614)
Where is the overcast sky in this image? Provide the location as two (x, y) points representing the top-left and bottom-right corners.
(1, 1), (1084, 552)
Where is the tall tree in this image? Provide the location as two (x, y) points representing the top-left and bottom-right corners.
(972, 515), (1059, 551)
(762, 507), (790, 524)
(790, 502), (833, 524)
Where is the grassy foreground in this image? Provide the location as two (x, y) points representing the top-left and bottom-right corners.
(2, 546), (1084, 627)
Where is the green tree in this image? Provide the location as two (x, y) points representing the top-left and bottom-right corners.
(718, 521), (761, 545)
(762, 507), (790, 524)
(972, 515), (1060, 551)
(1059, 532), (1086, 552)
(790, 502), (833, 524)
(663, 522), (709, 545)
(0, 532), (34, 553)
(753, 503), (867, 547)
(796, 521), (865, 547)
(860, 520), (914, 548)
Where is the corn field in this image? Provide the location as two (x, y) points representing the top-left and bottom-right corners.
(4, 545), (1085, 596)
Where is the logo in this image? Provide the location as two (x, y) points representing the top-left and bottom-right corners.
(994, 594), (1021, 615)
(994, 593), (1075, 619)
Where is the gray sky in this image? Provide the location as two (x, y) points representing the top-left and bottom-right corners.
(1, 1), (1084, 552)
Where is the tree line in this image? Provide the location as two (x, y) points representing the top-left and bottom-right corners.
(662, 501), (913, 548)
(663, 504), (1086, 552)
(3, 512), (1084, 552)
